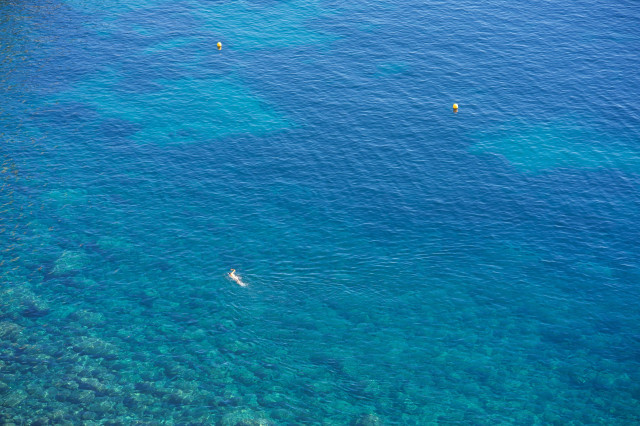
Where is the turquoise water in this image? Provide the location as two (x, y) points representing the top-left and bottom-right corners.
(1, 0), (640, 423)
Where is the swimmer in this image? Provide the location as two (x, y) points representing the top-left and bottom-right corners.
(228, 269), (247, 287)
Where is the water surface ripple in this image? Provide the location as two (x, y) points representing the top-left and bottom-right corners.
(1, 0), (639, 424)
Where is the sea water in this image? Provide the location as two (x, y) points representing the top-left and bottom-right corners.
(1, 0), (639, 424)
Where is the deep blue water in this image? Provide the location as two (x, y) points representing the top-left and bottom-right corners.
(1, 0), (639, 423)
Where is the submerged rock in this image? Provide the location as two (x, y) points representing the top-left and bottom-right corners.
(1, 389), (28, 407)
(218, 409), (272, 426)
(232, 367), (258, 386)
(57, 378), (79, 391)
(73, 337), (119, 359)
(69, 277), (99, 289)
(30, 417), (51, 426)
(165, 388), (195, 405)
(22, 299), (51, 317)
(269, 409), (294, 421)
(123, 392), (155, 412)
(46, 188), (88, 206)
(221, 340), (254, 355)
(88, 399), (115, 414)
(0, 321), (23, 341)
(52, 250), (89, 275)
(258, 393), (284, 408)
(67, 309), (105, 327)
(78, 377), (110, 395)
(352, 413), (384, 426)
(69, 389), (95, 404)
(0, 287), (50, 318)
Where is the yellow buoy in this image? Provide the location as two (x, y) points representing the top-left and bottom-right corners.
(453, 103), (459, 110)
(217, 42), (222, 50)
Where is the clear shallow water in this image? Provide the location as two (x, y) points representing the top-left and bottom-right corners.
(1, 0), (639, 424)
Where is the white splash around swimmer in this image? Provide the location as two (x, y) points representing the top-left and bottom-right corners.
(228, 269), (247, 287)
